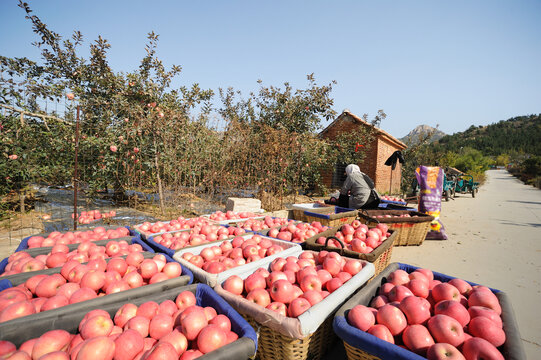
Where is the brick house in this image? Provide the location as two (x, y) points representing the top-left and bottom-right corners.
(319, 110), (407, 194)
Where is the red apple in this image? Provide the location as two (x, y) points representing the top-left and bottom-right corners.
(426, 343), (466, 360)
(376, 304), (407, 336)
(434, 300), (470, 328)
(114, 329), (144, 360)
(347, 304), (375, 331)
(468, 316), (506, 347)
(427, 314), (465, 347)
(197, 325), (227, 354)
(367, 324), (394, 343)
(462, 337), (504, 360)
(402, 324), (435, 355)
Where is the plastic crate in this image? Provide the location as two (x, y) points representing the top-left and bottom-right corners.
(173, 233), (303, 287)
(0, 283), (257, 360)
(214, 251), (375, 360)
(15, 225), (135, 253)
(358, 210), (434, 246)
(0, 235), (152, 276)
(0, 253), (194, 327)
(304, 228), (398, 276)
(333, 262), (526, 360)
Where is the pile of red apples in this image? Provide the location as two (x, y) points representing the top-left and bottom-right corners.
(26, 227), (131, 248)
(2, 240), (144, 276)
(315, 221), (390, 254)
(222, 250), (366, 318)
(0, 254), (183, 323)
(347, 268), (506, 360)
(265, 221), (329, 243)
(180, 236), (287, 274)
(0, 290), (239, 360)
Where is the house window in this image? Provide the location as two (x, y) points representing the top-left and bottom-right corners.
(331, 163), (347, 188)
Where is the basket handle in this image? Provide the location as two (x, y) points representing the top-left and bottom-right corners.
(358, 209), (380, 223)
(325, 236), (346, 255)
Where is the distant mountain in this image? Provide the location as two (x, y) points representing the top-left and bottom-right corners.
(400, 125), (446, 145)
(431, 114), (541, 156)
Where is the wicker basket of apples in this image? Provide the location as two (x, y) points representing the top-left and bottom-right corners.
(333, 262), (526, 360)
(358, 210), (434, 246)
(214, 250), (375, 360)
(172, 233), (303, 287)
(0, 283), (257, 360)
(380, 196), (407, 205)
(305, 220), (397, 276)
(0, 252), (194, 326)
(17, 226), (133, 252)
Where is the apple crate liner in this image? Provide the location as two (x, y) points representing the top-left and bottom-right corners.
(173, 234), (303, 288)
(0, 283), (258, 360)
(0, 235), (153, 277)
(0, 253), (195, 328)
(357, 210), (434, 246)
(304, 228), (398, 276)
(333, 262), (526, 360)
(15, 225), (135, 253)
(302, 206), (358, 227)
(213, 252), (374, 360)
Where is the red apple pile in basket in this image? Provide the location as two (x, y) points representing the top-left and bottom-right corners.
(0, 254), (183, 323)
(26, 227), (131, 249)
(208, 210), (261, 222)
(381, 195), (406, 203)
(136, 217), (213, 235)
(72, 210), (117, 224)
(316, 221), (390, 254)
(265, 221), (330, 243)
(347, 268), (506, 360)
(0, 291), (239, 360)
(180, 235), (287, 274)
(2, 240), (145, 276)
(151, 224), (237, 251)
(222, 250), (366, 318)
(228, 216), (292, 232)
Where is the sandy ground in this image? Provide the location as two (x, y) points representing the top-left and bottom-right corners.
(392, 169), (541, 358)
(1, 170), (539, 358)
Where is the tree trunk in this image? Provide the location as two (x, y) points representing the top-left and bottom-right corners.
(153, 136), (165, 214)
(19, 189), (25, 213)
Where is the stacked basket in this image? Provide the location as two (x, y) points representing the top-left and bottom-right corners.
(357, 210), (434, 246)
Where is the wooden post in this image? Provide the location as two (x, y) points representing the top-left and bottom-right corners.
(73, 106), (80, 230)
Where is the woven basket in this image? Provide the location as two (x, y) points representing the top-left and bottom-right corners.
(343, 341), (382, 360)
(357, 210), (434, 246)
(304, 228), (398, 277)
(303, 206), (358, 227)
(242, 312), (337, 360)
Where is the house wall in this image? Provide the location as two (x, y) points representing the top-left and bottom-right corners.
(374, 137), (403, 194)
(320, 114), (403, 194)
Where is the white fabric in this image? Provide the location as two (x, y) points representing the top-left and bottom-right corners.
(345, 164), (361, 176)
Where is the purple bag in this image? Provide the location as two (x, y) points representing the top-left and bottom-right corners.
(415, 166), (448, 240)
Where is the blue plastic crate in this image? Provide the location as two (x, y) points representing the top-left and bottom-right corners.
(0, 235), (153, 276)
(0, 283), (256, 359)
(15, 225), (135, 253)
(333, 262), (525, 360)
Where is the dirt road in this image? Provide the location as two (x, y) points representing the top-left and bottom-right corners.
(392, 169), (541, 358)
